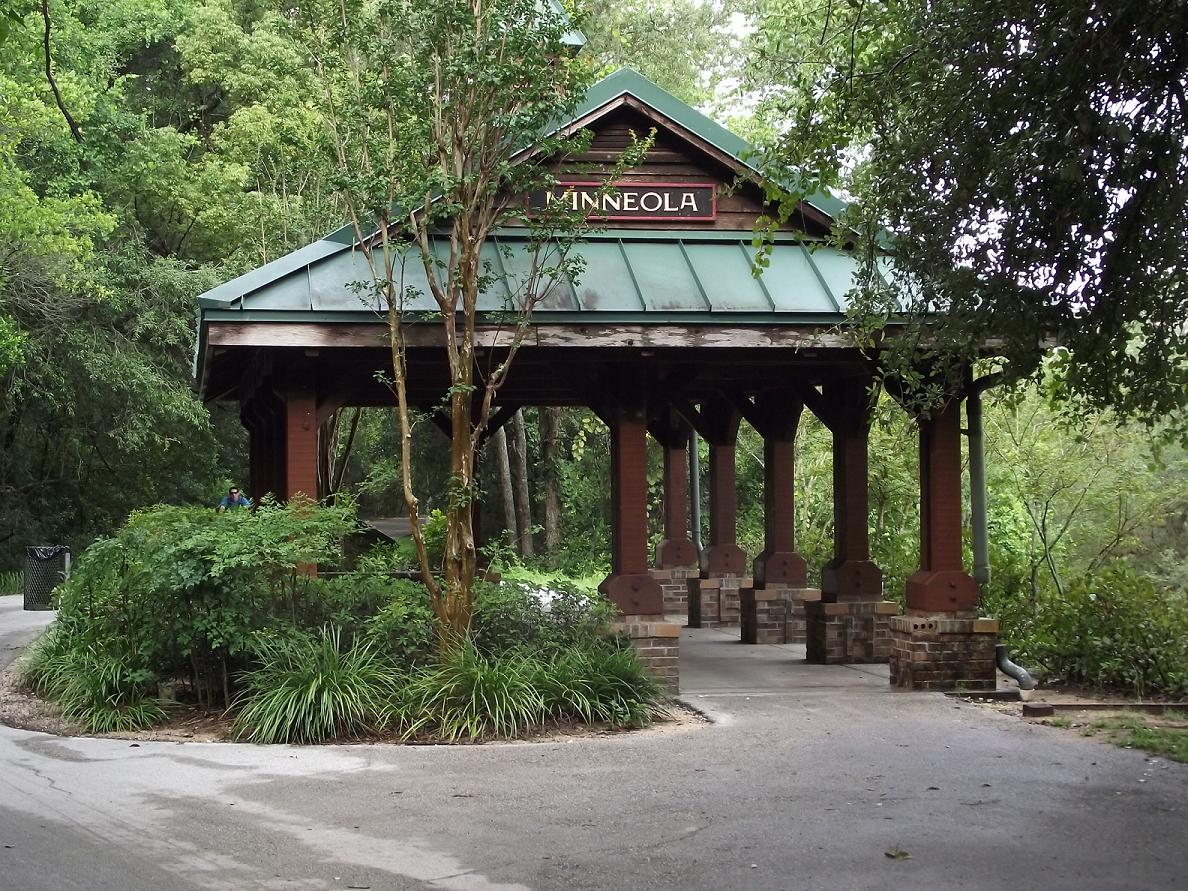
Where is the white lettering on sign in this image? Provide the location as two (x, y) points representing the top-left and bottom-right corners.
(531, 182), (717, 221)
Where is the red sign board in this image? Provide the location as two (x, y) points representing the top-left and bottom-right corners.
(527, 181), (717, 221)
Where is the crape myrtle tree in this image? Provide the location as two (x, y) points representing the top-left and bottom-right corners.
(746, 0), (1188, 423)
(292, 0), (647, 645)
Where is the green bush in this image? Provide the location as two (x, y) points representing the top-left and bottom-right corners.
(393, 637), (666, 742)
(30, 500), (668, 743)
(471, 580), (615, 655)
(396, 640), (546, 741)
(363, 579), (436, 666)
(47, 498), (359, 711)
(530, 643), (664, 728)
(232, 626), (403, 744)
(990, 562), (1188, 697)
(55, 647), (168, 734)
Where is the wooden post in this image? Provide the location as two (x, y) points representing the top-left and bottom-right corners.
(599, 395), (664, 615)
(818, 379), (883, 601)
(649, 409), (697, 569)
(284, 384), (319, 501)
(906, 400), (978, 612)
(698, 396), (745, 575)
(750, 392), (807, 587)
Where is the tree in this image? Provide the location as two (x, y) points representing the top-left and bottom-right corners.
(295, 0), (647, 644)
(746, 0), (1188, 424)
(580, 0), (743, 106)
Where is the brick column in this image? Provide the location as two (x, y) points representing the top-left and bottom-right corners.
(686, 398), (747, 629)
(890, 399), (995, 691)
(740, 392), (818, 644)
(805, 378), (896, 663)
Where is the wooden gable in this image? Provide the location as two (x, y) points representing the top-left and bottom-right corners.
(538, 99), (834, 237)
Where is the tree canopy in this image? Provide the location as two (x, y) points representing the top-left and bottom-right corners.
(747, 0), (1188, 424)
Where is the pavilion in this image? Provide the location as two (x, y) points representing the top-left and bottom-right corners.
(194, 68), (999, 693)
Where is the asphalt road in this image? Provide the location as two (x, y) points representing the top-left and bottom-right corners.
(1, 598), (1185, 891)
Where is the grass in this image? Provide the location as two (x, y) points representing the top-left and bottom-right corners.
(1082, 711), (1188, 763)
(52, 646), (169, 734)
(0, 569), (21, 596)
(393, 639), (667, 742)
(232, 625), (403, 744)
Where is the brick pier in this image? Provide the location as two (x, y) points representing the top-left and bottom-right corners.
(740, 584), (820, 644)
(688, 573), (746, 629)
(805, 599), (899, 663)
(652, 565), (699, 619)
(614, 618), (680, 694)
(889, 614), (998, 691)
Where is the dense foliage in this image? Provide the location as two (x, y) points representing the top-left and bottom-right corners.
(20, 501), (665, 740)
(746, 0), (1188, 423)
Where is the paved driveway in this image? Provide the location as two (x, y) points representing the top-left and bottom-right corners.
(0, 607), (1185, 891)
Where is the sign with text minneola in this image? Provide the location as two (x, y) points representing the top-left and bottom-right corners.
(527, 181), (717, 221)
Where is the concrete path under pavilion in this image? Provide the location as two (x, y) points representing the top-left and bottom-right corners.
(677, 623), (890, 700)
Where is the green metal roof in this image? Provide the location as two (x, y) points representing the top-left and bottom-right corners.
(197, 69), (866, 326)
(199, 231), (890, 320)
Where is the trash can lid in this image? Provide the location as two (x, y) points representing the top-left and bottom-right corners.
(27, 545), (70, 560)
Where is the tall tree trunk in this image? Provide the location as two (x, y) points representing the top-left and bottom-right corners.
(509, 409), (535, 557)
(539, 407), (562, 553)
(493, 427), (517, 548)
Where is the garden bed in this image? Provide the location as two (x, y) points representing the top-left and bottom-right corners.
(0, 654), (707, 744)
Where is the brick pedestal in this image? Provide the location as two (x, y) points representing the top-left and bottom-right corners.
(889, 614), (998, 691)
(806, 600), (899, 663)
(651, 566), (699, 619)
(688, 574), (748, 628)
(614, 617), (680, 695)
(740, 585), (821, 644)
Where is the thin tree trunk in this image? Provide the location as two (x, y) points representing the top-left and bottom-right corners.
(509, 409), (535, 558)
(539, 407), (562, 553)
(493, 427), (517, 548)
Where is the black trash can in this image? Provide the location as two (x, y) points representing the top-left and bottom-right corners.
(23, 546), (70, 611)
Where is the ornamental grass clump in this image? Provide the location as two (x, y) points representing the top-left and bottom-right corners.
(232, 626), (402, 744)
(394, 640), (547, 742)
(55, 648), (169, 734)
(392, 636), (667, 742)
(534, 645), (665, 729)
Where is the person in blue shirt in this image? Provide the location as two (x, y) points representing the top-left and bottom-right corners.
(217, 486), (251, 512)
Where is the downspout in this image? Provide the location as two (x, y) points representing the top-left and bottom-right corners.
(967, 372), (1037, 694)
(966, 372), (1003, 587)
(689, 431), (704, 553)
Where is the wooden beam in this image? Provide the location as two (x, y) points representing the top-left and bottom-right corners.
(205, 321), (859, 351)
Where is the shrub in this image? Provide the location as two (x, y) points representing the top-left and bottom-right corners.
(394, 637), (666, 742)
(232, 626), (403, 744)
(54, 647), (168, 734)
(531, 643), (664, 728)
(0, 569), (21, 596)
(49, 499), (360, 709)
(992, 562), (1188, 697)
(395, 640), (546, 741)
(363, 579), (436, 666)
(471, 580), (615, 655)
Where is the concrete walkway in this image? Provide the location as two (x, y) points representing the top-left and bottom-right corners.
(679, 623), (889, 696)
(1, 599), (1186, 890)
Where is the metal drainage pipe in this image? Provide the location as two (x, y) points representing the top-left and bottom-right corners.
(966, 372), (1003, 587)
(996, 644), (1037, 692)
